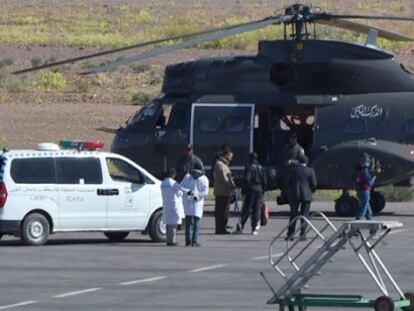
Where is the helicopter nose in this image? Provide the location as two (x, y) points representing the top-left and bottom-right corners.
(110, 129), (128, 153)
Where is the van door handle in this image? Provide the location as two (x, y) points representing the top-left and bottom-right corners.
(97, 189), (119, 196)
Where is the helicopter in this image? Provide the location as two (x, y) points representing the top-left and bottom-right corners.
(14, 3), (414, 217)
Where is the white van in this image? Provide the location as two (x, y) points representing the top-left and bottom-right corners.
(0, 141), (165, 245)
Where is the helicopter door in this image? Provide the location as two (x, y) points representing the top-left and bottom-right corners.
(190, 103), (255, 171)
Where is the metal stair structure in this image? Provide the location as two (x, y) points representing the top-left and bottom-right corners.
(261, 212), (411, 311)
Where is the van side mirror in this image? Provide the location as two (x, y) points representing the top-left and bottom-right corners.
(128, 173), (145, 184)
(138, 173), (145, 184)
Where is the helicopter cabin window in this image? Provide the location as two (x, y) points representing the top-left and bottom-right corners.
(199, 117), (220, 133)
(224, 117), (245, 133)
(406, 119), (414, 135)
(344, 119), (367, 134)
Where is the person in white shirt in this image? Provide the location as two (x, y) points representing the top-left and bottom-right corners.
(161, 168), (184, 246)
(180, 169), (209, 247)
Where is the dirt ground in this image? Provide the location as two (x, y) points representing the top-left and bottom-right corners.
(0, 48), (244, 149)
(0, 102), (139, 149)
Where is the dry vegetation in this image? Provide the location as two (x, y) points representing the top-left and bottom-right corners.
(0, 0), (413, 107)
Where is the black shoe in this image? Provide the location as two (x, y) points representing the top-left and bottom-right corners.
(216, 230), (231, 235)
(192, 242), (201, 247)
(167, 242), (178, 246)
(185, 242), (191, 247)
(285, 236), (294, 241)
(299, 236), (307, 241)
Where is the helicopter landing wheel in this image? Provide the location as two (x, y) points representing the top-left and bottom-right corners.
(335, 193), (358, 217)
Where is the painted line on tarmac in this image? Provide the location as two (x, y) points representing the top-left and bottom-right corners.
(251, 252), (284, 261)
(119, 276), (167, 286)
(0, 301), (38, 310)
(53, 287), (102, 299)
(389, 228), (414, 235)
(189, 264), (228, 273)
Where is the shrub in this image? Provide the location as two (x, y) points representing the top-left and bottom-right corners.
(31, 57), (43, 67)
(0, 58), (14, 68)
(122, 90), (151, 105)
(0, 76), (28, 93)
(82, 60), (95, 69)
(131, 63), (151, 74)
(131, 91), (151, 105)
(380, 186), (414, 202)
(77, 82), (89, 93)
(32, 71), (68, 92)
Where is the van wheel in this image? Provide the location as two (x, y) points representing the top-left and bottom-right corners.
(20, 213), (50, 246)
(148, 210), (166, 242)
(104, 232), (129, 242)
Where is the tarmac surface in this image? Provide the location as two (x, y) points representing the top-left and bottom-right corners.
(0, 201), (414, 311)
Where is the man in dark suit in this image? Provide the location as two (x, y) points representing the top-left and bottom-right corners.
(285, 155), (317, 241)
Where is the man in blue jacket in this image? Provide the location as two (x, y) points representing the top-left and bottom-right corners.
(355, 155), (380, 220)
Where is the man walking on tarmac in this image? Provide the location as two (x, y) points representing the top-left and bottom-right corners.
(235, 152), (266, 235)
(285, 155), (317, 241)
(282, 132), (305, 167)
(279, 131), (306, 205)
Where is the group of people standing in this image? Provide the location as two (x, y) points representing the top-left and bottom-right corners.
(161, 146), (208, 247)
(161, 133), (380, 247)
(160, 144), (267, 246)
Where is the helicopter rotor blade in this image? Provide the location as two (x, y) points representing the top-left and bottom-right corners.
(81, 16), (286, 74)
(13, 16), (283, 75)
(316, 19), (414, 41)
(317, 13), (414, 22)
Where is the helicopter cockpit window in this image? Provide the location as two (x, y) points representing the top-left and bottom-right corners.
(155, 105), (172, 130)
(166, 103), (187, 132)
(199, 117), (220, 133)
(344, 119), (367, 134)
(154, 103), (187, 138)
(224, 118), (245, 133)
(127, 101), (158, 126)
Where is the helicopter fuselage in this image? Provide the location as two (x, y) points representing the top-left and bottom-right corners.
(111, 39), (414, 190)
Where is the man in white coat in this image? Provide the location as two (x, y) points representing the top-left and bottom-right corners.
(161, 168), (184, 246)
(180, 169), (209, 247)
